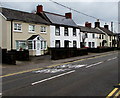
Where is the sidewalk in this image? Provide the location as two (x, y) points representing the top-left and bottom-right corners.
(2, 51), (118, 75)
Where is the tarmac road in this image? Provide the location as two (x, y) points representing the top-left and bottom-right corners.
(1, 51), (119, 96)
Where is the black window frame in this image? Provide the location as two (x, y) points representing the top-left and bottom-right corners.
(73, 28), (76, 36)
(73, 40), (77, 48)
(55, 40), (60, 48)
(55, 26), (60, 36)
(92, 33), (95, 38)
(64, 27), (69, 36)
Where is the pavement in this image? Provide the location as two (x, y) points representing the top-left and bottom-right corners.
(2, 51), (118, 75)
(1, 50), (119, 96)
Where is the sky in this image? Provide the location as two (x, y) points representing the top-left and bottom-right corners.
(0, 0), (119, 33)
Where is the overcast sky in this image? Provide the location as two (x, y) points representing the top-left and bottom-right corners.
(0, 0), (119, 33)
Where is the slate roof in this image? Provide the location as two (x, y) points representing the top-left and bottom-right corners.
(99, 27), (113, 36)
(39, 11), (78, 27)
(27, 35), (45, 40)
(78, 26), (104, 34)
(1, 7), (50, 25)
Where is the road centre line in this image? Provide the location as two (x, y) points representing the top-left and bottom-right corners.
(107, 57), (117, 61)
(31, 70), (75, 85)
(86, 62), (103, 68)
(0, 52), (117, 78)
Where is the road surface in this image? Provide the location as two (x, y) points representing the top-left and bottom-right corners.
(1, 51), (119, 96)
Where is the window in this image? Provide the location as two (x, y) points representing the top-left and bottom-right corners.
(99, 34), (101, 39)
(41, 26), (46, 33)
(14, 23), (22, 31)
(55, 26), (60, 36)
(85, 33), (88, 38)
(110, 42), (112, 47)
(41, 41), (43, 49)
(28, 41), (33, 49)
(73, 28), (76, 36)
(100, 42), (101, 46)
(55, 40), (60, 48)
(102, 35), (104, 39)
(92, 34), (95, 38)
(44, 41), (47, 49)
(73, 41), (77, 48)
(64, 27), (68, 36)
(16, 41), (27, 51)
(110, 36), (112, 41)
(92, 42), (95, 48)
(29, 25), (35, 32)
(88, 42), (91, 48)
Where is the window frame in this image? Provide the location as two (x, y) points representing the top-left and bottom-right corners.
(73, 28), (76, 36)
(40, 26), (47, 33)
(55, 40), (60, 48)
(55, 26), (60, 36)
(73, 40), (77, 48)
(29, 25), (35, 32)
(14, 23), (22, 32)
(64, 27), (69, 36)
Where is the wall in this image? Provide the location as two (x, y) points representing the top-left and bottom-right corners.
(12, 21), (50, 49)
(50, 25), (80, 48)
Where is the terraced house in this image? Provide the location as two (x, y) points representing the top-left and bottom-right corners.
(95, 20), (117, 48)
(0, 7), (50, 56)
(37, 5), (80, 48)
(78, 22), (105, 48)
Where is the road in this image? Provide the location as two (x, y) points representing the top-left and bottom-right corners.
(1, 51), (119, 96)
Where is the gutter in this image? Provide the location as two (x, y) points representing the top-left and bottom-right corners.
(11, 20), (13, 50)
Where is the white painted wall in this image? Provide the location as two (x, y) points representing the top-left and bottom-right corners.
(50, 25), (81, 48)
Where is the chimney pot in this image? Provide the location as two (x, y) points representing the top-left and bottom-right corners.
(85, 22), (91, 28)
(104, 24), (109, 30)
(65, 12), (72, 19)
(37, 5), (43, 13)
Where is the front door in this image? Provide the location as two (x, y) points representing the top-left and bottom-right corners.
(36, 40), (41, 56)
(64, 40), (69, 48)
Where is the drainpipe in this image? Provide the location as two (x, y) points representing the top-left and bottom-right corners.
(11, 20), (13, 50)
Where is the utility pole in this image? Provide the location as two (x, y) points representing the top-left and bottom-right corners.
(111, 22), (113, 32)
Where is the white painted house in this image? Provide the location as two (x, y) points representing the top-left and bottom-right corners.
(78, 22), (105, 48)
(95, 20), (117, 47)
(38, 5), (81, 48)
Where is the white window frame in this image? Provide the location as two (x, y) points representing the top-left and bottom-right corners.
(29, 25), (35, 33)
(14, 23), (22, 32)
(40, 26), (47, 33)
(16, 40), (28, 51)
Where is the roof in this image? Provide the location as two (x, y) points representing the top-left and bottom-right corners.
(39, 11), (77, 27)
(99, 27), (113, 36)
(27, 35), (45, 40)
(78, 26), (104, 34)
(1, 7), (50, 25)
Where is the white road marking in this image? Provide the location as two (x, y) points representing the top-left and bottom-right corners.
(33, 68), (70, 74)
(31, 70), (75, 85)
(107, 57), (117, 61)
(86, 62), (103, 68)
(68, 64), (87, 68)
(0, 93), (2, 96)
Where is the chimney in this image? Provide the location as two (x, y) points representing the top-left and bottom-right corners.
(65, 12), (72, 19)
(37, 5), (43, 13)
(104, 24), (109, 30)
(85, 22), (91, 28)
(95, 19), (100, 28)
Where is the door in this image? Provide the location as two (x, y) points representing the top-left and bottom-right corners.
(36, 40), (41, 56)
(64, 40), (69, 48)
